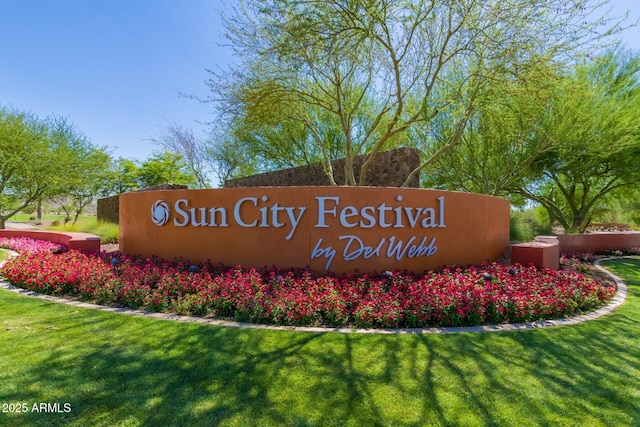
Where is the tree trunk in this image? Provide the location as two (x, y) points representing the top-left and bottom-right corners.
(73, 210), (82, 224)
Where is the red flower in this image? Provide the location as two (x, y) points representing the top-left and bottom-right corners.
(0, 238), (617, 328)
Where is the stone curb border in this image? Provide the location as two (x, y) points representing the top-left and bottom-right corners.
(0, 253), (630, 334)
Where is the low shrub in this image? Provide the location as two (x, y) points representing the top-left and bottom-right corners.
(48, 220), (119, 243)
(510, 209), (552, 242)
(595, 247), (640, 257)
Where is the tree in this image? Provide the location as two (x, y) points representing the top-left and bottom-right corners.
(102, 157), (141, 196)
(0, 108), (47, 228)
(151, 124), (211, 188)
(209, 0), (622, 186)
(0, 108), (110, 229)
(136, 151), (199, 189)
(607, 187), (640, 226)
(424, 48), (640, 233)
(588, 186), (640, 227)
(520, 49), (640, 233)
(43, 117), (113, 223)
(50, 148), (112, 224)
(421, 59), (562, 202)
(205, 127), (259, 187)
(215, 96), (406, 180)
(100, 152), (201, 196)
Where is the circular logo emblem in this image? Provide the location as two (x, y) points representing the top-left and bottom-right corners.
(151, 200), (170, 226)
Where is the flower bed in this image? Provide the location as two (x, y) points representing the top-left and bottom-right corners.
(0, 238), (618, 329)
(0, 236), (67, 254)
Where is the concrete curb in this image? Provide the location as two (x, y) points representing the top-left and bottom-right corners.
(0, 253), (630, 334)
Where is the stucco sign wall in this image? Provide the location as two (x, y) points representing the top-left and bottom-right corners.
(119, 187), (510, 274)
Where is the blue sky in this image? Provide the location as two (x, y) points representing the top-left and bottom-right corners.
(1, 0), (639, 162)
(1, 0), (229, 160)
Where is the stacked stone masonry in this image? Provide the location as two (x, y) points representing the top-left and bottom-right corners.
(97, 184), (188, 225)
(225, 147), (421, 188)
(96, 195), (120, 225)
(98, 150), (419, 224)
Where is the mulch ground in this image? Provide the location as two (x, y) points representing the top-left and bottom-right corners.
(100, 244), (119, 253)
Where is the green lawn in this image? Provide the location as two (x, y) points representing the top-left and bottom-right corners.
(5, 214), (118, 243)
(47, 220), (119, 244)
(8, 214), (96, 223)
(0, 258), (639, 426)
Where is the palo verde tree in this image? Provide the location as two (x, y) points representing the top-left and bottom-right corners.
(0, 108), (48, 228)
(46, 119), (112, 224)
(151, 124), (212, 189)
(421, 58), (562, 200)
(102, 157), (141, 196)
(136, 151), (199, 189)
(0, 108), (110, 228)
(424, 48), (640, 233)
(209, 0), (622, 186)
(521, 48), (640, 233)
(221, 95), (406, 178)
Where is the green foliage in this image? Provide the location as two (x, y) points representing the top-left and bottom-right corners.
(510, 209), (553, 242)
(524, 48), (640, 232)
(0, 108), (52, 226)
(421, 59), (561, 196)
(0, 107), (112, 228)
(588, 185), (640, 228)
(623, 205), (640, 227)
(102, 157), (140, 196)
(9, 213), (94, 223)
(48, 219), (119, 244)
(210, 0), (617, 186)
(203, 133), (259, 187)
(101, 151), (201, 196)
(136, 151), (198, 189)
(424, 48), (640, 233)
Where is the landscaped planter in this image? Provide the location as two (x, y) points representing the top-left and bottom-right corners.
(0, 229), (100, 253)
(0, 240), (617, 329)
(548, 232), (640, 254)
